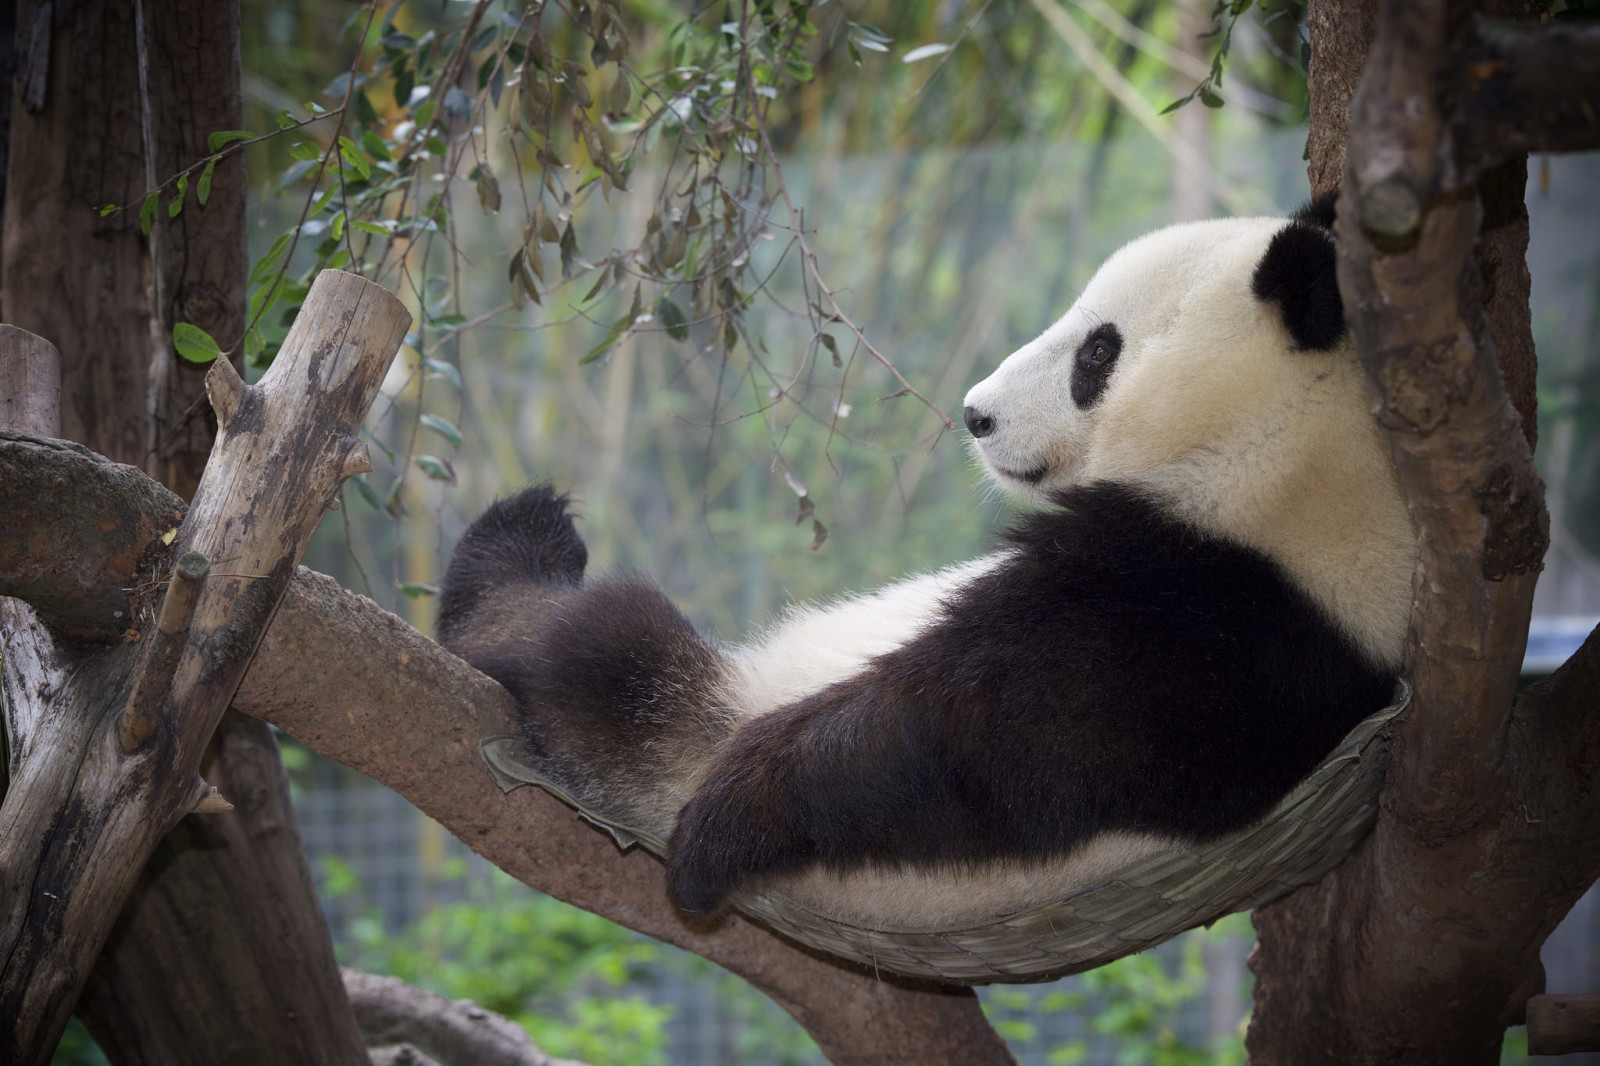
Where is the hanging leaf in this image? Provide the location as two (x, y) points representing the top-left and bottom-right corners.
(336, 136), (372, 181)
(168, 172), (189, 218)
(476, 162), (502, 213)
(657, 298), (688, 341)
(197, 159), (217, 206)
(902, 43), (953, 63)
(413, 455), (456, 483)
(173, 323), (224, 364)
(819, 332), (840, 367)
(810, 518), (829, 551)
(419, 414), (463, 447)
(206, 129), (253, 153)
(138, 190), (159, 235)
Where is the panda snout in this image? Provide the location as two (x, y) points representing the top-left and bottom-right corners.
(963, 405), (996, 439)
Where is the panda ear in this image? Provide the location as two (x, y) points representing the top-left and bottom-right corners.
(1250, 195), (1347, 352)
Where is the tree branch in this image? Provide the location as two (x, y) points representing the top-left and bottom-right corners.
(341, 968), (586, 1066)
(237, 569), (1014, 1066)
(0, 432), (184, 640)
(1457, 20), (1600, 173)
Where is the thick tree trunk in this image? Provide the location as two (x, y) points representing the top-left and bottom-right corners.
(1247, 2), (1600, 1063)
(0, 2), (370, 1061)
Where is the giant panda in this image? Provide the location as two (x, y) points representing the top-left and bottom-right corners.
(438, 197), (1416, 931)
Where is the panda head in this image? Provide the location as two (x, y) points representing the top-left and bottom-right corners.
(962, 200), (1416, 668)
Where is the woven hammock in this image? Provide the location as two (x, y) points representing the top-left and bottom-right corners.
(482, 683), (1409, 984)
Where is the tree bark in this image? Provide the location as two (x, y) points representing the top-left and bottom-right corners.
(0, 271), (409, 1064)
(0, 3), (373, 1061)
(1247, 3), (1600, 1063)
(341, 968), (588, 1066)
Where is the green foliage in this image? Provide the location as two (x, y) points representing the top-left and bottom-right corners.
(339, 864), (674, 1066)
(984, 916), (1251, 1066)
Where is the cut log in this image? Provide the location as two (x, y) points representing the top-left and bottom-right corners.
(0, 269), (409, 1064)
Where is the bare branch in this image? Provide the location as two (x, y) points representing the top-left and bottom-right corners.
(341, 968), (587, 1066)
(1457, 20), (1600, 174)
(0, 432), (185, 639)
(1528, 994), (1600, 1056)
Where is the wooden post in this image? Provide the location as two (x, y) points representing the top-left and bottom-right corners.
(1528, 995), (1600, 1057)
(0, 270), (409, 1064)
(0, 325), (61, 437)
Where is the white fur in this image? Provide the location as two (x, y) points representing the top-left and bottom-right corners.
(775, 830), (1179, 931)
(725, 555), (1006, 716)
(962, 218), (1415, 668)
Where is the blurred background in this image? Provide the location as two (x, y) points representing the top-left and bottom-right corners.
(59, 1), (1600, 1062)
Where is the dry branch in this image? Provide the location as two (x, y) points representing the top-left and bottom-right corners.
(1458, 20), (1600, 171)
(0, 269), (409, 1063)
(342, 968), (587, 1066)
(1527, 994), (1600, 1056)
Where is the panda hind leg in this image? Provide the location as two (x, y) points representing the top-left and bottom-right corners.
(439, 486), (736, 838)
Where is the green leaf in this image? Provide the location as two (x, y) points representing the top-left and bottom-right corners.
(657, 298), (688, 342)
(337, 136), (371, 182)
(197, 159), (217, 206)
(138, 190), (159, 235)
(288, 141), (322, 162)
(173, 322), (224, 364)
(352, 219), (393, 237)
(419, 414), (463, 446)
(399, 582), (439, 599)
(423, 357), (461, 388)
(352, 476), (384, 511)
(250, 232), (293, 284)
(1199, 86), (1225, 108)
(355, 90), (380, 129)
(413, 454), (456, 482)
(206, 129), (253, 153)
(820, 332), (840, 367)
(359, 129), (393, 162)
(579, 314), (630, 364)
(168, 172), (189, 218)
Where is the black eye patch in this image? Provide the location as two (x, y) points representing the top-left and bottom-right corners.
(1070, 324), (1122, 408)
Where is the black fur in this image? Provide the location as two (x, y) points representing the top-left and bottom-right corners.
(441, 482), (1396, 920)
(667, 482), (1394, 915)
(1251, 195), (1346, 352)
(440, 486), (728, 816)
(1069, 324), (1123, 409)
(437, 486), (588, 646)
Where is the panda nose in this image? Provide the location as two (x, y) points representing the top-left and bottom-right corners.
(964, 405), (996, 439)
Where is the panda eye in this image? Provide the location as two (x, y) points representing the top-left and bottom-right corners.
(1069, 324), (1123, 408)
